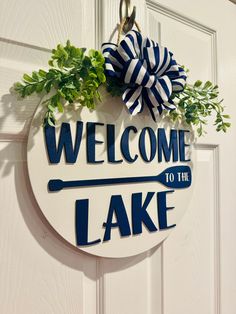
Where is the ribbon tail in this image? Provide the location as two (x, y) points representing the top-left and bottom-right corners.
(142, 89), (157, 121)
(163, 98), (176, 111)
(122, 86), (143, 115)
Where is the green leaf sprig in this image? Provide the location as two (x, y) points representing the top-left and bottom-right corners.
(169, 80), (230, 136)
(14, 40), (106, 126)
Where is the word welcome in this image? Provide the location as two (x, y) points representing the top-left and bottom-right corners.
(44, 121), (190, 164)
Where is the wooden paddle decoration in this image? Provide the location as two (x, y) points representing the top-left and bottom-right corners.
(48, 165), (192, 192)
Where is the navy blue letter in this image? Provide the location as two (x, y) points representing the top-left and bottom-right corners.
(120, 126), (138, 163)
(107, 124), (123, 163)
(157, 190), (176, 230)
(179, 130), (190, 162)
(103, 195), (131, 241)
(158, 129), (178, 162)
(87, 122), (104, 163)
(132, 192), (157, 235)
(139, 127), (157, 162)
(44, 121), (83, 163)
(75, 199), (101, 246)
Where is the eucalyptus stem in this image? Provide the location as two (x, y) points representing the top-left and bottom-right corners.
(169, 80), (230, 136)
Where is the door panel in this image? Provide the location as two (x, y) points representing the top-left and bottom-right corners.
(0, 141), (98, 313)
(0, 0), (96, 49)
(147, 2), (217, 83)
(97, 249), (162, 314)
(163, 145), (220, 314)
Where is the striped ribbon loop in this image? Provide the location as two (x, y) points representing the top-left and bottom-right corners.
(102, 30), (187, 120)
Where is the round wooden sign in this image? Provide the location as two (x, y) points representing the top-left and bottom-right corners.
(27, 95), (194, 258)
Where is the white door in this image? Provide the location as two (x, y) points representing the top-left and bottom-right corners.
(0, 0), (236, 313)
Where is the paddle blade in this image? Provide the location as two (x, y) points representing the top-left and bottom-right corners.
(157, 165), (192, 189)
(48, 179), (64, 192)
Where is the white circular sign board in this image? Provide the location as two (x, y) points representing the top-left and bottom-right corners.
(28, 95), (194, 258)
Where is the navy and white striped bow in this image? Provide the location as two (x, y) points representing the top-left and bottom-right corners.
(102, 30), (187, 120)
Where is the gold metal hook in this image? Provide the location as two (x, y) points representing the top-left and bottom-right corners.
(119, 0), (136, 34)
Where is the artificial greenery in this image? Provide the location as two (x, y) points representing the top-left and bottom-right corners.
(14, 41), (230, 135)
(106, 76), (129, 96)
(14, 40), (106, 126)
(107, 75), (230, 136)
(169, 79), (230, 136)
